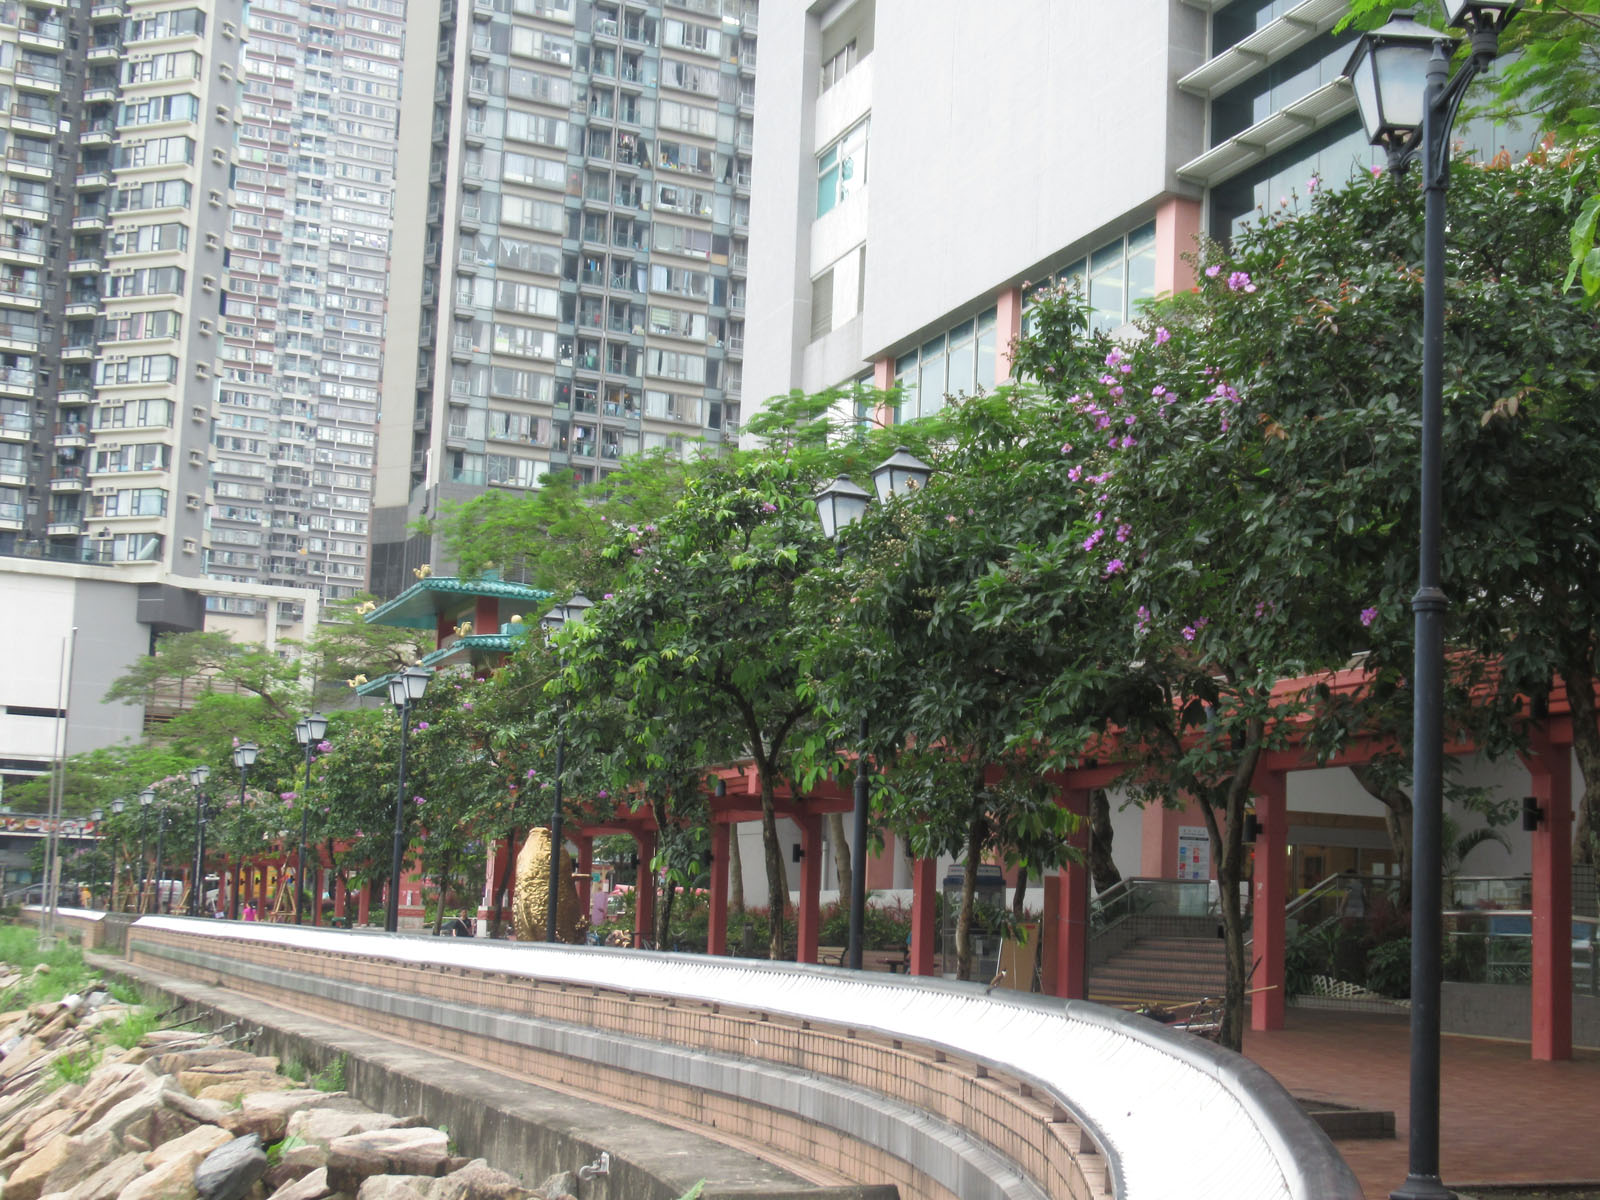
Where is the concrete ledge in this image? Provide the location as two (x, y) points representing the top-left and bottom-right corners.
(95, 951), (895, 1200)
(127, 934), (1044, 1200)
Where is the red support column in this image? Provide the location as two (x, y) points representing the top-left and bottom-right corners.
(796, 815), (822, 964)
(1251, 769), (1288, 1032)
(634, 830), (656, 948)
(1054, 789), (1090, 999)
(1526, 740), (1573, 1061)
(311, 860), (321, 926)
(909, 858), (937, 976)
(334, 874), (347, 921)
(576, 837), (593, 923)
(708, 822), (730, 956)
(356, 881), (371, 927)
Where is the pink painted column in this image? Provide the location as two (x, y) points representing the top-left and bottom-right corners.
(1054, 789), (1091, 999)
(334, 875), (347, 921)
(1526, 741), (1573, 1061)
(872, 355), (895, 426)
(994, 285), (1024, 382)
(634, 830), (657, 948)
(796, 815), (822, 964)
(576, 836), (594, 924)
(1251, 769), (1289, 1032)
(1140, 797), (1211, 879)
(865, 828), (896, 890)
(473, 595), (499, 634)
(708, 822), (730, 956)
(1155, 196), (1203, 298)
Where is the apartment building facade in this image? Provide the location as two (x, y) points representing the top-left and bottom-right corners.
(744, 0), (1529, 415)
(0, 0), (243, 571)
(206, 0), (402, 603)
(372, 0), (759, 596)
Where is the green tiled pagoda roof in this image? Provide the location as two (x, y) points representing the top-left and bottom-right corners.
(364, 576), (552, 629)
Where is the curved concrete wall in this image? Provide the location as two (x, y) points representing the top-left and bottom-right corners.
(122, 917), (1359, 1200)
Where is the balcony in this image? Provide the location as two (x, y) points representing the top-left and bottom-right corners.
(46, 518), (83, 537)
(0, 234), (46, 264)
(87, 38), (121, 63)
(49, 466), (85, 492)
(83, 84), (118, 104)
(593, 17), (619, 38)
(89, 1), (123, 21)
(457, 246), (481, 273)
(63, 300), (98, 319)
(60, 342), (96, 362)
(57, 387), (91, 407)
(0, 367), (33, 396)
(0, 503), (24, 529)
(10, 107), (57, 136)
(72, 208), (109, 232)
(0, 279), (43, 308)
(68, 256), (105, 275)
(19, 18), (67, 49)
(470, 33), (491, 58)
(3, 191), (50, 220)
(78, 119), (114, 147)
(451, 334), (476, 359)
(75, 168), (113, 191)
(0, 412), (33, 441)
(15, 64), (64, 93)
(53, 421), (89, 449)
(0, 462), (27, 487)
(0, 322), (40, 350)
(465, 118), (487, 145)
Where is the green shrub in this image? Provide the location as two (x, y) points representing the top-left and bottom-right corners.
(1365, 937), (1411, 998)
(312, 1054), (347, 1092)
(105, 1008), (158, 1050)
(51, 1048), (98, 1088)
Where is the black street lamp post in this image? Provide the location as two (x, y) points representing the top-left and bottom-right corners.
(137, 789), (153, 912)
(109, 797), (125, 911)
(88, 809), (103, 908)
(188, 764), (212, 916)
(540, 593), (594, 944)
(386, 666), (433, 933)
(293, 714), (329, 925)
(1343, 6), (1519, 1198)
(147, 788), (166, 914)
(814, 446), (934, 970)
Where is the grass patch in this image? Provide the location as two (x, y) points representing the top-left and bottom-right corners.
(311, 1054), (347, 1093)
(0, 926), (96, 1006)
(50, 1047), (98, 1088)
(107, 979), (142, 1006)
(283, 1058), (308, 1083)
(104, 1008), (159, 1050)
(265, 1133), (306, 1166)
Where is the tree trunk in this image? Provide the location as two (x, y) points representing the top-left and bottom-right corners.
(657, 878), (675, 948)
(1198, 717), (1264, 1054)
(431, 879), (447, 936)
(1351, 765), (1413, 911)
(1215, 836), (1248, 1051)
(727, 822), (746, 917)
(956, 811), (984, 982)
(1088, 789), (1122, 894)
(758, 769), (787, 960)
(1564, 654), (1600, 872)
(828, 811), (852, 902)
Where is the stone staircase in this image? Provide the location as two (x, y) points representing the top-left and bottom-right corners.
(1088, 934), (1228, 1007)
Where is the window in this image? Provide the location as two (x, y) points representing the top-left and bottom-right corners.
(819, 40), (857, 93)
(816, 119), (868, 218)
(662, 18), (719, 56)
(892, 308), (998, 422)
(644, 348), (705, 383)
(1024, 222), (1157, 335)
(810, 270), (834, 341)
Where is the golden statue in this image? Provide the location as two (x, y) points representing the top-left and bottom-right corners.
(512, 828), (585, 943)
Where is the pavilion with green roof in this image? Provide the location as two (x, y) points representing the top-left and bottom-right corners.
(357, 574), (552, 693)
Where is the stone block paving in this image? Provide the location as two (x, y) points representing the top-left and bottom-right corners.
(1242, 1010), (1600, 1199)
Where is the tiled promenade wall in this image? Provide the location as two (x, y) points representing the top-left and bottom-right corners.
(17, 907), (106, 950)
(114, 919), (1359, 1200)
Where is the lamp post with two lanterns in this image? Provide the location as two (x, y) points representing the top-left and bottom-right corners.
(293, 714), (329, 925)
(540, 593), (594, 944)
(813, 446), (934, 971)
(386, 665), (433, 933)
(1341, 5), (1521, 1197)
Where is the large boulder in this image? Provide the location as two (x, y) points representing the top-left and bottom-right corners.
(286, 1108), (401, 1152)
(356, 1177), (432, 1200)
(150, 1049), (273, 1077)
(143, 1123), (234, 1174)
(55, 1148), (146, 1200)
(326, 1128), (457, 1194)
(265, 1166), (338, 1200)
(426, 1161), (537, 1200)
(194, 1073), (298, 1105)
(119, 1155), (200, 1200)
(35, 1127), (119, 1196)
(194, 1132), (268, 1200)
(84, 1073), (203, 1151)
(221, 1089), (367, 1144)
(3, 1130), (73, 1200)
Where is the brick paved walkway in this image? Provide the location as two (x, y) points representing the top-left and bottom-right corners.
(1242, 1009), (1600, 1198)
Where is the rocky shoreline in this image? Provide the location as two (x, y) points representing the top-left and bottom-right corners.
(0, 962), (586, 1200)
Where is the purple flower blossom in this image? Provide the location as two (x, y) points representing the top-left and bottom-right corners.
(1182, 625), (1197, 642)
(414, 797), (426, 806)
(1083, 529), (1104, 552)
(1109, 385), (1125, 398)
(1124, 414), (1137, 426)
(1135, 605), (1151, 633)
(598, 789), (609, 798)
(1060, 442), (1073, 455)
(526, 768), (537, 779)
(1360, 606), (1379, 628)
(1116, 523), (1131, 543)
(1119, 362), (1133, 375)
(1154, 326), (1171, 346)
(415, 721), (430, 731)
(1227, 271), (1256, 293)
(1104, 558), (1125, 577)
(1067, 466), (1084, 482)
(281, 792), (297, 802)
(1151, 385), (1167, 398)
(1307, 176), (1320, 192)
(1205, 264), (1222, 278)
(603, 592), (614, 600)
(462, 701), (474, 711)
(1120, 436), (1138, 449)
(1104, 350), (1123, 368)
(759, 502), (777, 513)
(317, 740), (332, 753)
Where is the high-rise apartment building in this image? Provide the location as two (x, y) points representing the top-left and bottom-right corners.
(209, 0), (402, 601)
(371, 0), (759, 596)
(0, 0), (243, 570)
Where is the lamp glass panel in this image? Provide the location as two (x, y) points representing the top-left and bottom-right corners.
(1349, 50), (1384, 143)
(140, 789), (155, 806)
(403, 665), (432, 701)
(307, 713), (329, 740)
(112, 799), (125, 814)
(816, 494), (838, 540)
(295, 719), (310, 746)
(388, 675), (408, 707)
(1372, 39), (1433, 133)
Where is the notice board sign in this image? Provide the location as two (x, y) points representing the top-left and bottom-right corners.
(1177, 826), (1211, 881)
